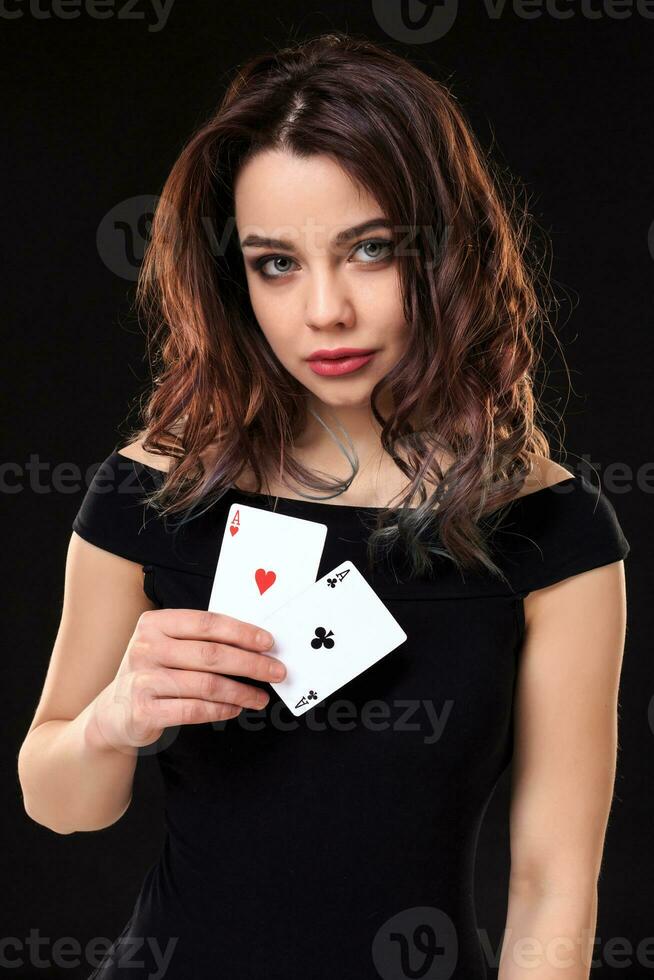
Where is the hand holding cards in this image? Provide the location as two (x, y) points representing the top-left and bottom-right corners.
(209, 503), (408, 717)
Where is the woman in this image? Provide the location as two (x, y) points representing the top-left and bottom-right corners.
(18, 32), (630, 980)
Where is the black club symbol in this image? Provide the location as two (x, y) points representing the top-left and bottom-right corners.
(326, 577), (338, 588)
(311, 627), (335, 650)
(307, 690), (318, 701)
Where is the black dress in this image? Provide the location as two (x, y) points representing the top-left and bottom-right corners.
(72, 451), (630, 980)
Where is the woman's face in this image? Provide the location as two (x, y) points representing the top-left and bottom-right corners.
(234, 149), (409, 414)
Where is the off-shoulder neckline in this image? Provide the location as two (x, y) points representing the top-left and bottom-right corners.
(113, 451), (579, 514)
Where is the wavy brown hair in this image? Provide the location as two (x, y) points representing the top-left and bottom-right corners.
(126, 30), (561, 583)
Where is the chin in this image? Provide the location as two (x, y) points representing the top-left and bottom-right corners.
(311, 363), (390, 397)
(314, 391), (376, 412)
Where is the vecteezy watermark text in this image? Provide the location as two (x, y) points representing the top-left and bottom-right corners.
(0, 929), (178, 977)
(373, 0), (654, 44)
(3, 453), (652, 496)
(0, 0), (175, 31)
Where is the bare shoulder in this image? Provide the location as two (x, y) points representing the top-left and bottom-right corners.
(116, 430), (174, 473)
(515, 454), (574, 500)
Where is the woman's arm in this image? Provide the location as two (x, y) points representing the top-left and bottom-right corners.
(17, 531), (156, 834)
(498, 558), (628, 980)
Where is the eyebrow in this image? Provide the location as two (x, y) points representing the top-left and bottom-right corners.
(239, 218), (393, 252)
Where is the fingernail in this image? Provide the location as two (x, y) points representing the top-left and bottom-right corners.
(256, 630), (274, 648)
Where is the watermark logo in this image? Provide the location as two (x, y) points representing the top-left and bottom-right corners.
(91, 689), (457, 758)
(372, 0), (459, 43)
(96, 198), (453, 283)
(372, 906), (458, 978)
(96, 193), (159, 281)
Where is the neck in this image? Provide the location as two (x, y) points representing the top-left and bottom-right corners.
(294, 393), (430, 487)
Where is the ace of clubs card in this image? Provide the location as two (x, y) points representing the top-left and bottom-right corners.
(259, 560), (408, 717)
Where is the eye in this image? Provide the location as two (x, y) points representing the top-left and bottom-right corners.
(351, 238), (395, 264)
(254, 255), (298, 280)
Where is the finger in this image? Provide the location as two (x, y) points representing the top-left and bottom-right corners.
(150, 698), (244, 728)
(155, 637), (286, 682)
(135, 667), (271, 710)
(143, 608), (274, 652)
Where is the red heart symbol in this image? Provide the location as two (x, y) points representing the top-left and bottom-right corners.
(229, 526), (238, 537)
(255, 568), (276, 595)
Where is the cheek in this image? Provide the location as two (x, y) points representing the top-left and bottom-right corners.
(361, 275), (406, 332)
(257, 324), (295, 365)
(246, 284), (293, 351)
(251, 311), (297, 365)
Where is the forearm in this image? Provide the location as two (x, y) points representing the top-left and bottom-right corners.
(18, 697), (138, 834)
(498, 879), (598, 980)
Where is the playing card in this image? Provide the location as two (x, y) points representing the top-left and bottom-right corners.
(208, 503), (328, 628)
(259, 560), (408, 717)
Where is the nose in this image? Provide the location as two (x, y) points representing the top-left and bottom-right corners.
(303, 272), (354, 331)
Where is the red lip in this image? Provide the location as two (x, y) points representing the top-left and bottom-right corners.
(307, 347), (377, 361)
(307, 351), (377, 377)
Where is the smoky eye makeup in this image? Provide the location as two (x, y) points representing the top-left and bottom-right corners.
(253, 255), (296, 279)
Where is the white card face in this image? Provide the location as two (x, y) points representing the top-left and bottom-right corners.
(259, 560), (408, 717)
(208, 503), (328, 628)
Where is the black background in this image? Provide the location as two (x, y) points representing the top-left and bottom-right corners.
(3, 2), (652, 977)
